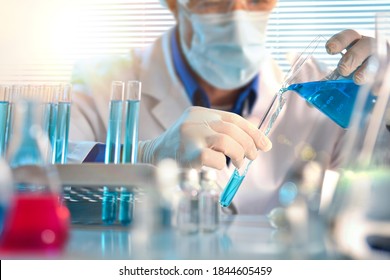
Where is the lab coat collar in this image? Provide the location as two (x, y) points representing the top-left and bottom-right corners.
(138, 27), (192, 130)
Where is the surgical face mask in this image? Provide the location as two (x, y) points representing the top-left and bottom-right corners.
(178, 9), (270, 90)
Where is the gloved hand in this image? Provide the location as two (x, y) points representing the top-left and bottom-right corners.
(138, 106), (272, 169)
(325, 29), (375, 84)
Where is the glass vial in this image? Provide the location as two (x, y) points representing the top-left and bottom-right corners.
(199, 168), (220, 233)
(174, 168), (200, 234)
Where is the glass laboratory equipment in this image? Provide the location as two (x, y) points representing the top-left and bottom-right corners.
(1, 99), (70, 253)
(118, 187), (134, 226)
(324, 14), (390, 259)
(220, 35), (375, 208)
(54, 83), (72, 164)
(0, 85), (11, 158)
(118, 81), (141, 226)
(199, 168), (221, 232)
(0, 158), (13, 237)
(44, 85), (59, 164)
(105, 81), (124, 164)
(122, 80), (141, 164)
(173, 168), (200, 234)
(103, 81), (124, 225)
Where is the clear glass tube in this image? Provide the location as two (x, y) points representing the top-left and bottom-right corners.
(104, 81), (124, 164)
(122, 80), (141, 164)
(219, 93), (287, 208)
(54, 83), (72, 164)
(0, 85), (11, 158)
(103, 81), (125, 225)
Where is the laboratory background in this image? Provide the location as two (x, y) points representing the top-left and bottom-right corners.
(0, 0), (390, 261)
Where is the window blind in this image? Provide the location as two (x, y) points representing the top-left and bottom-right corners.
(0, 0), (389, 83)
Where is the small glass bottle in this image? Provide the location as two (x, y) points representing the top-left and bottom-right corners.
(174, 168), (200, 234)
(199, 168), (220, 233)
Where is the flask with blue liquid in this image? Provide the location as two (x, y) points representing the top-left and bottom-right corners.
(220, 35), (377, 209)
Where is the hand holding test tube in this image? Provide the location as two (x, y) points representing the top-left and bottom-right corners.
(220, 36), (329, 208)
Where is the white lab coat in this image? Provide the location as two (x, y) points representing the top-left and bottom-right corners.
(69, 28), (346, 215)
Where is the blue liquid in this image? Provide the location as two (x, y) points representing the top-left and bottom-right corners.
(54, 102), (71, 164)
(0, 204), (6, 235)
(105, 100), (123, 164)
(48, 103), (58, 163)
(287, 80), (363, 129)
(4, 103), (13, 153)
(0, 101), (10, 158)
(118, 189), (134, 225)
(122, 100), (140, 164)
(40, 102), (58, 163)
(219, 169), (245, 208)
(102, 187), (117, 225)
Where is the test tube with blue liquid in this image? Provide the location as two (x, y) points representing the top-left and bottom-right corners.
(119, 80), (141, 225)
(54, 84), (72, 164)
(122, 80), (141, 164)
(0, 85), (11, 158)
(102, 81), (125, 224)
(47, 85), (59, 164)
(219, 93), (286, 208)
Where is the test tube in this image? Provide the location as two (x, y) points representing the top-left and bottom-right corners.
(219, 93), (286, 208)
(0, 85), (10, 158)
(102, 81), (125, 225)
(119, 81), (141, 225)
(47, 85), (59, 164)
(105, 81), (124, 164)
(54, 84), (72, 164)
(122, 80), (141, 164)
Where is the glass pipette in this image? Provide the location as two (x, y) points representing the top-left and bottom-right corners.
(219, 92), (286, 207)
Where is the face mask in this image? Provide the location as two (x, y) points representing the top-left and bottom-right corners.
(178, 9), (270, 90)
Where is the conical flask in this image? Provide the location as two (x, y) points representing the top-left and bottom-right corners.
(324, 14), (390, 258)
(1, 98), (70, 254)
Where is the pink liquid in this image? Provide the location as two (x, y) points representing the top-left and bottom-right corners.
(0, 193), (70, 255)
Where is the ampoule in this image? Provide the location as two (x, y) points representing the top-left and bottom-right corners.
(199, 168), (220, 232)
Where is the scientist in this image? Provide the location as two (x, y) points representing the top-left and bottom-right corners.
(69, 0), (374, 214)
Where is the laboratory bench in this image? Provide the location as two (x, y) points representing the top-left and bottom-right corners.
(2, 164), (389, 260)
